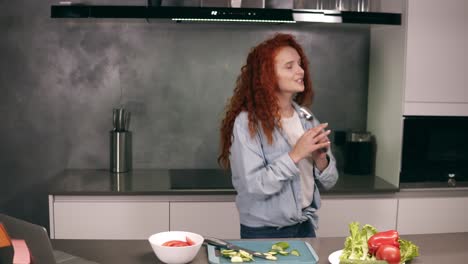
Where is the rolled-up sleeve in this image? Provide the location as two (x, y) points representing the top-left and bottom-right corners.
(309, 114), (339, 190)
(313, 152), (339, 190)
(230, 115), (299, 197)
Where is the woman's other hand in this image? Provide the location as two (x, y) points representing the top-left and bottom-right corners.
(310, 126), (331, 172)
(289, 123), (331, 165)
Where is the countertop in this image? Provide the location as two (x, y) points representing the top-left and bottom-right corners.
(51, 232), (468, 264)
(48, 169), (400, 196)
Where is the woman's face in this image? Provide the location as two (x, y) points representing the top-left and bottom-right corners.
(274, 46), (305, 96)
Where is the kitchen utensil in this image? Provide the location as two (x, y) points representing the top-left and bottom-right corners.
(124, 111), (131, 131)
(298, 106), (313, 121)
(113, 108), (131, 132)
(113, 108), (118, 131)
(299, 106), (329, 153)
(206, 239), (319, 263)
(114, 108), (121, 131)
(118, 108), (125, 131)
(204, 237), (269, 260)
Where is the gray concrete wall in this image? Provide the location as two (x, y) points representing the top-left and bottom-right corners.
(0, 0), (369, 227)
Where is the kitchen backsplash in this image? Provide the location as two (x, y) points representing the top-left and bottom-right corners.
(0, 0), (370, 227)
(1, 21), (370, 170)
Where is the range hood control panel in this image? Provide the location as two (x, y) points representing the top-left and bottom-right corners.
(166, 7), (295, 23)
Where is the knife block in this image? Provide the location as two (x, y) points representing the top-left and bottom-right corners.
(110, 131), (132, 173)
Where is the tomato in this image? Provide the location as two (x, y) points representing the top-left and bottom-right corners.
(161, 240), (190, 247)
(171, 242), (190, 247)
(376, 244), (401, 264)
(186, 236), (195, 246)
(162, 236), (197, 247)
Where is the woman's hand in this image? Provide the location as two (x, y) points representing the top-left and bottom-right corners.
(311, 126), (331, 172)
(289, 123), (331, 165)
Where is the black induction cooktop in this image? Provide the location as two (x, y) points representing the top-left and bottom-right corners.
(169, 169), (234, 190)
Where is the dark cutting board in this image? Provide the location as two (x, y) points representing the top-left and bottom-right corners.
(207, 240), (319, 263)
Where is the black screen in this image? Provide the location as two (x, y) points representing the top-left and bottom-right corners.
(401, 116), (468, 183)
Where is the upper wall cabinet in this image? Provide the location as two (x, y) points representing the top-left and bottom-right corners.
(404, 0), (468, 116)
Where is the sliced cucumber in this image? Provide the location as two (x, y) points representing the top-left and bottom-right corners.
(230, 256), (243, 263)
(291, 249), (300, 256)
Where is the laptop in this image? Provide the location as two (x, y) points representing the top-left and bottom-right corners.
(0, 213), (98, 264)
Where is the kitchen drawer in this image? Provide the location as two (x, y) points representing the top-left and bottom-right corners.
(170, 202), (240, 239)
(397, 196), (468, 235)
(318, 198), (398, 237)
(50, 196), (169, 239)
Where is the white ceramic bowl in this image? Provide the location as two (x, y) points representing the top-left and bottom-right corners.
(148, 231), (204, 264)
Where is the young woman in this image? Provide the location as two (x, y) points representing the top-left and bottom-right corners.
(218, 33), (339, 238)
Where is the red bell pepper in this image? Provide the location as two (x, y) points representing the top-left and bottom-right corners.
(367, 230), (400, 255)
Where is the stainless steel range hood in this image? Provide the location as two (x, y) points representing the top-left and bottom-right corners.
(50, 4), (401, 25)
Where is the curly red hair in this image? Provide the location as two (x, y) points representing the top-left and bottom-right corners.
(218, 33), (314, 168)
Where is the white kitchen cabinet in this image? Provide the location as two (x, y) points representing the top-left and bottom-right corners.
(49, 196), (169, 239)
(49, 192), (468, 240)
(170, 202), (240, 239)
(317, 198), (398, 237)
(397, 196), (468, 235)
(404, 0), (468, 116)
